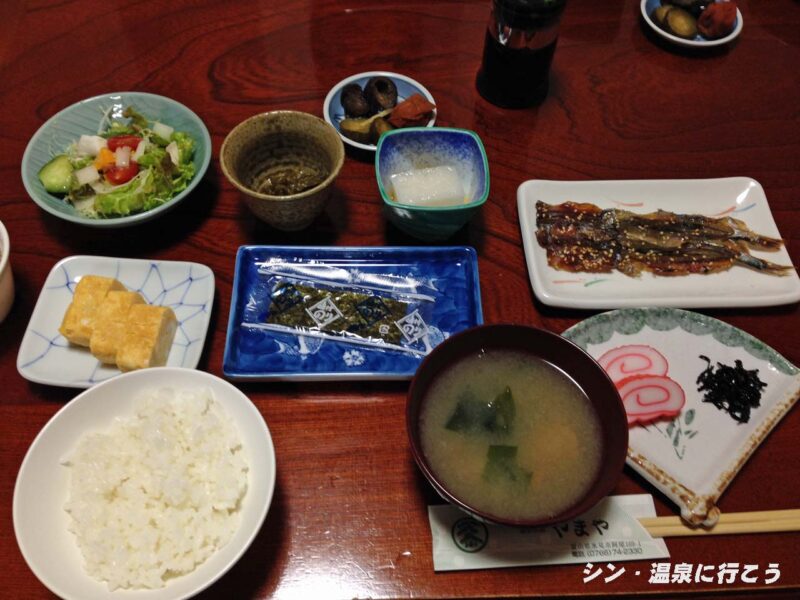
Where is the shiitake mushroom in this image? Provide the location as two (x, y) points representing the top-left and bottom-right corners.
(364, 77), (398, 112)
(341, 83), (370, 118)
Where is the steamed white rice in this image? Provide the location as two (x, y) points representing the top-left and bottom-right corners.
(63, 386), (249, 590)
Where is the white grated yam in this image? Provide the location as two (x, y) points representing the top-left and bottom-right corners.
(62, 387), (249, 590)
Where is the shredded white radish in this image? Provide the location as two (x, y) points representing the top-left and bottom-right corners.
(76, 135), (107, 157)
(152, 122), (174, 140)
(132, 140), (147, 161)
(115, 146), (131, 168)
(73, 196), (97, 215)
(165, 141), (180, 166)
(75, 165), (100, 185)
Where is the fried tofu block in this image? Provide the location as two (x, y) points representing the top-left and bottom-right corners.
(59, 276), (126, 346)
(116, 304), (177, 371)
(89, 291), (145, 364)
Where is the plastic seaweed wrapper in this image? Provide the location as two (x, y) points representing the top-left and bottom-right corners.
(244, 261), (439, 356)
(224, 246), (483, 380)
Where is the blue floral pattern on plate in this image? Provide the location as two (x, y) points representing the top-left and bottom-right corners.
(17, 256), (214, 388)
(223, 246), (483, 381)
(322, 71), (436, 152)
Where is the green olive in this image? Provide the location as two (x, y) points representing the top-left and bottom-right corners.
(665, 7), (698, 39)
(652, 5), (671, 26)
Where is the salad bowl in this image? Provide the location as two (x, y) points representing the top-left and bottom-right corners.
(21, 92), (211, 228)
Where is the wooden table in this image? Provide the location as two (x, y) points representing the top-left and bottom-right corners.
(1, 1), (799, 598)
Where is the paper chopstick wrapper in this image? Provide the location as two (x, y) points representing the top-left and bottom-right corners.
(429, 494), (669, 571)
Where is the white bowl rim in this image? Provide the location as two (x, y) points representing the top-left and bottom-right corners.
(640, 0), (743, 48)
(0, 220), (9, 275)
(12, 366), (276, 600)
(323, 70), (437, 152)
(21, 91), (212, 228)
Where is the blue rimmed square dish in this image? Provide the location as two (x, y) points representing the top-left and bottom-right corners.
(17, 256), (215, 388)
(223, 246), (483, 381)
(376, 127), (489, 241)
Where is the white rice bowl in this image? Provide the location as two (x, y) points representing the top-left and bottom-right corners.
(13, 367), (275, 600)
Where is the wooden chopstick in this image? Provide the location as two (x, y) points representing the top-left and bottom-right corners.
(639, 509), (800, 537)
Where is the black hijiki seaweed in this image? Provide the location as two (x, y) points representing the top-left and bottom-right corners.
(696, 355), (768, 424)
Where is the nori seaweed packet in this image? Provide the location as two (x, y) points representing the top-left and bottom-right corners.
(241, 261), (438, 355)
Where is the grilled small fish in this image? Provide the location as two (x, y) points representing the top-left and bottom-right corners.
(535, 201), (794, 277)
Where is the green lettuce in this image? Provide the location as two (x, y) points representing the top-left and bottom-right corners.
(67, 105), (198, 217)
(94, 168), (173, 216)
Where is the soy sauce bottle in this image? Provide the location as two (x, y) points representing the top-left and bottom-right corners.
(476, 0), (568, 108)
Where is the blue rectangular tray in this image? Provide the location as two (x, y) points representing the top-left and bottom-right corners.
(223, 246), (483, 381)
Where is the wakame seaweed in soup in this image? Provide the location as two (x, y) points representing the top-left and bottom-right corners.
(420, 349), (603, 522)
(266, 282), (410, 344)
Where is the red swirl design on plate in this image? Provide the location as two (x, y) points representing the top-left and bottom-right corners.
(616, 374), (686, 426)
(597, 344), (669, 384)
(597, 344), (686, 427)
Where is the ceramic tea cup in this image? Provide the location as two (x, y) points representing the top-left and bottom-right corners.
(221, 111), (345, 231)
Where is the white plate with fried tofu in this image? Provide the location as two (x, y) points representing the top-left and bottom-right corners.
(17, 256), (215, 388)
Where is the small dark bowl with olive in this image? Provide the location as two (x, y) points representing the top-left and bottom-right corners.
(641, 0), (742, 48)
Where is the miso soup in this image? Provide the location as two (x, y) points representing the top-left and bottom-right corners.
(419, 349), (603, 522)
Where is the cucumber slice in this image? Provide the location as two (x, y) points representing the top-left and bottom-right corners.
(38, 155), (74, 194)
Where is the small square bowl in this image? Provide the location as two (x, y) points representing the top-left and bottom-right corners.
(375, 128), (489, 241)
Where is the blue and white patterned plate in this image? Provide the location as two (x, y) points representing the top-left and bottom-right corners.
(223, 246), (482, 381)
(17, 256), (214, 388)
(322, 71), (436, 152)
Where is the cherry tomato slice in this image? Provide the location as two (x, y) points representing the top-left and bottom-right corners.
(107, 135), (142, 151)
(105, 163), (139, 185)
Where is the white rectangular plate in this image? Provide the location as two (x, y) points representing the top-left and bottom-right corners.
(518, 177), (800, 309)
(17, 256), (214, 388)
